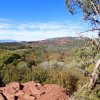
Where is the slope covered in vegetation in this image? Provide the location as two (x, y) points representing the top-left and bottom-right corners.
(0, 37), (99, 100)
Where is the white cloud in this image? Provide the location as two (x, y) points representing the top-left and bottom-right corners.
(16, 21), (84, 32)
(0, 19), (98, 41)
(0, 23), (12, 29)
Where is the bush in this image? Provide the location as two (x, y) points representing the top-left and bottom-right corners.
(31, 67), (48, 83)
(0, 53), (20, 65)
(45, 67), (85, 95)
(17, 61), (30, 69)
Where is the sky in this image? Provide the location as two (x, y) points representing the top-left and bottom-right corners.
(0, 0), (98, 41)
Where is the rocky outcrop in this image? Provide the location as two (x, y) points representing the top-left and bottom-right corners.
(0, 81), (70, 100)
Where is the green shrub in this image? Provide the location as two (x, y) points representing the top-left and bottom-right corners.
(0, 53), (20, 64)
(87, 63), (94, 73)
(17, 61), (30, 69)
(45, 67), (85, 95)
(32, 67), (48, 83)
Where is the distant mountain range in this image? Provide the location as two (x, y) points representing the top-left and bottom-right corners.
(0, 37), (88, 44)
(0, 39), (17, 43)
(27, 37), (88, 45)
(0, 37), (89, 50)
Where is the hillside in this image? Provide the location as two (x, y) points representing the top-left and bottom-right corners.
(0, 37), (99, 100)
(27, 36), (88, 45)
(0, 37), (88, 51)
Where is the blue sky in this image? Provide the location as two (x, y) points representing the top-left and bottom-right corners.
(0, 0), (98, 41)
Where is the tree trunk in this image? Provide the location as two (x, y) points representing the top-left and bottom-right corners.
(88, 59), (100, 90)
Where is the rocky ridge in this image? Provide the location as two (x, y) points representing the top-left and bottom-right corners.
(0, 81), (70, 100)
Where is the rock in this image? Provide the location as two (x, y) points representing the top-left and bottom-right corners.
(0, 93), (4, 100)
(15, 90), (24, 96)
(38, 84), (69, 100)
(0, 81), (70, 100)
(22, 81), (37, 86)
(3, 93), (15, 100)
(22, 81), (43, 96)
(4, 82), (21, 94)
(18, 94), (36, 100)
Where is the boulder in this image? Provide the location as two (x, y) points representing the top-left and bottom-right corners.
(0, 81), (70, 100)
(38, 84), (69, 100)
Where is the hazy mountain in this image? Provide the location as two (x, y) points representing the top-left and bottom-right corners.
(0, 39), (17, 43)
(0, 37), (88, 50)
(27, 36), (88, 45)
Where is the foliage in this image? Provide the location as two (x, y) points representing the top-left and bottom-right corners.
(0, 42), (26, 50)
(0, 38), (99, 99)
(65, 0), (100, 25)
(66, 0), (100, 99)
(0, 52), (21, 65)
(73, 84), (100, 100)
(17, 61), (30, 69)
(45, 67), (85, 95)
(31, 67), (49, 83)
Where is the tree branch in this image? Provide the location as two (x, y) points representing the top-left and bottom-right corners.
(77, 28), (100, 34)
(89, 0), (100, 15)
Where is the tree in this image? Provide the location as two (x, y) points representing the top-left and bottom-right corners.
(65, 0), (100, 26)
(65, 0), (100, 91)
